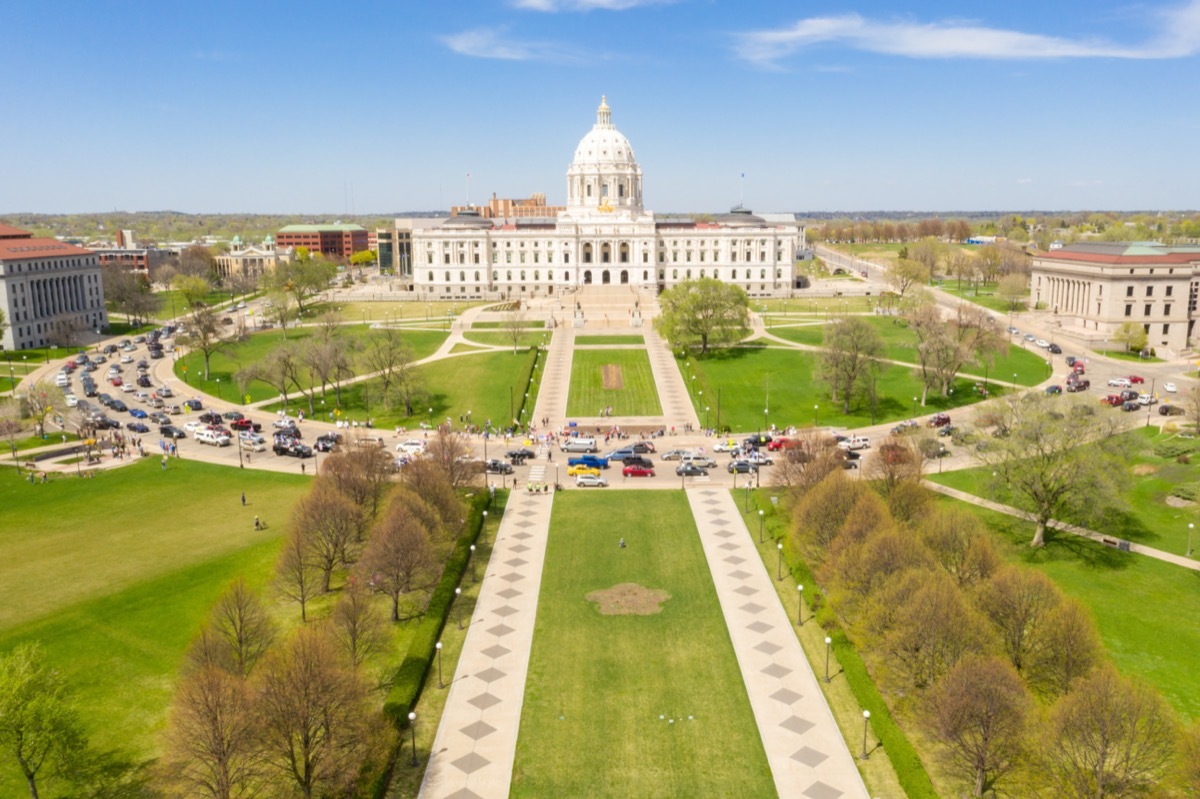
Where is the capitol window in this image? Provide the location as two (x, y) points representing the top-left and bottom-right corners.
(534, 271), (540, 281)
(428, 272), (433, 281)
(507, 271), (512, 281)
(459, 272), (465, 282)
(731, 269), (738, 279)
(445, 272), (451, 282)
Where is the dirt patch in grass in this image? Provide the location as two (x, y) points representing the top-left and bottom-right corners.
(601, 364), (624, 390)
(586, 582), (669, 615)
(1166, 495), (1196, 508)
(1133, 464), (1160, 476)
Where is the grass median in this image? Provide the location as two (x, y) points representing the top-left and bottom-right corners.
(567, 348), (662, 417)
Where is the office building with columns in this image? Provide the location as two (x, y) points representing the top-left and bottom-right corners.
(406, 97), (805, 300)
(0, 224), (108, 350)
(1031, 242), (1200, 354)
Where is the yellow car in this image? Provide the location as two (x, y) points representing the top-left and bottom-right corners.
(567, 464), (600, 477)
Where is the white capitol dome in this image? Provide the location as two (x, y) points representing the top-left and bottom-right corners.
(566, 96), (644, 217)
(572, 96), (638, 167)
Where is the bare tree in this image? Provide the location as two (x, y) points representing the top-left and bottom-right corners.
(22, 379), (64, 437)
(319, 448), (396, 523)
(362, 327), (416, 409)
(360, 502), (435, 622)
(199, 580), (276, 678)
(262, 291), (295, 337)
(421, 427), (480, 490)
(237, 342), (302, 410)
(924, 655), (1031, 798)
(182, 306), (228, 382)
(977, 567), (1062, 674)
(997, 273), (1029, 311)
(399, 459), (466, 539)
(0, 400), (26, 470)
(910, 237), (945, 282)
(502, 307), (526, 354)
(253, 627), (376, 799)
(162, 665), (264, 799)
(790, 470), (872, 563)
(888, 258), (928, 298)
(276, 527), (319, 623)
(1025, 598), (1102, 698)
(867, 434), (924, 496)
(772, 429), (846, 495)
(1042, 667), (1178, 799)
(820, 316), (884, 413)
(331, 577), (389, 671)
(292, 482), (363, 593)
(919, 507), (1001, 589)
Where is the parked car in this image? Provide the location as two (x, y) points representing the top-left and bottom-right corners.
(1048, 343), (1062, 354)
(274, 442), (313, 458)
(1065, 356), (1077, 367)
(1008, 326), (1020, 335)
(182, 398), (203, 411)
(567, 455), (609, 470)
(195, 428), (231, 446)
(126, 421), (150, 433)
(1119, 389), (1140, 402)
(1066, 380), (1091, 392)
(675, 462), (708, 477)
(766, 438), (797, 452)
(1128, 375), (1145, 384)
(222, 410), (244, 422)
(1107, 377), (1132, 388)
(1121, 401), (1141, 412)
(575, 473), (608, 488)
(230, 418), (262, 432)
(109, 399), (128, 413)
(1160, 404), (1186, 416)
(1100, 394), (1124, 406)
(1044, 385), (1062, 395)
(629, 441), (656, 454)
(928, 413), (951, 427)
(160, 424), (187, 439)
(150, 412), (171, 425)
(659, 449), (693, 461)
(397, 439), (426, 455)
(713, 440), (739, 453)
(1137, 393), (1157, 406)
(727, 460), (758, 474)
(567, 464), (601, 477)
(622, 464), (655, 477)
(1035, 339), (1050, 348)
(129, 408), (149, 418)
(485, 459), (514, 475)
(313, 433), (339, 452)
(680, 454), (717, 468)
(1165, 382), (1178, 393)
(156, 386), (174, 398)
(605, 448), (639, 462)
(837, 436), (871, 451)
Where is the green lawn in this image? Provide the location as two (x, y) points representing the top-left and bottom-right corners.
(940, 282), (1023, 314)
(512, 492), (774, 797)
(264, 348), (539, 430)
(931, 494), (1200, 722)
(684, 346), (1019, 433)
(567, 349), (662, 417)
(174, 326), (449, 404)
(462, 331), (546, 349)
(759, 296), (880, 314)
(766, 316), (1048, 385)
(0, 459), (311, 795)
(470, 321), (546, 330)
(1097, 349), (1167, 364)
(309, 299), (488, 322)
(148, 288), (245, 321)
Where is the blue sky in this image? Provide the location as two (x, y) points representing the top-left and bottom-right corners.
(3, 0), (1198, 214)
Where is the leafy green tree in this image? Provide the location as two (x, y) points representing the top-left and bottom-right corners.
(997, 273), (1028, 311)
(172, 274), (213, 316)
(1113, 321), (1148, 354)
(975, 394), (1130, 548)
(271, 257), (337, 318)
(820, 316), (884, 413)
(655, 278), (749, 355)
(0, 643), (87, 799)
(349, 250), (376, 268)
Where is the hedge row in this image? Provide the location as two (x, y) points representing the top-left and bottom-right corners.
(512, 346), (543, 426)
(763, 501), (938, 799)
(382, 490), (490, 728)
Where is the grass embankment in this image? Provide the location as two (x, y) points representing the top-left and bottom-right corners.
(512, 492), (774, 797)
(939, 282), (1023, 314)
(0, 459), (309, 794)
(566, 349), (662, 417)
(174, 326), (448, 404)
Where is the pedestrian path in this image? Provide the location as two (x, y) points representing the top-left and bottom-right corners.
(418, 490), (555, 799)
(644, 323), (699, 430)
(686, 489), (869, 799)
(530, 326), (574, 430)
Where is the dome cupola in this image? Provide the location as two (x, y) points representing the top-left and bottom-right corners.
(566, 96), (644, 216)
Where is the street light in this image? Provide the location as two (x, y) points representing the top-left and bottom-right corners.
(758, 509), (764, 543)
(824, 636), (833, 683)
(469, 544), (477, 582)
(861, 710), (871, 759)
(215, 378), (221, 400)
(455, 587), (463, 629)
(911, 396), (917, 417)
(796, 584), (804, 625)
(428, 407), (433, 429)
(763, 407), (769, 432)
(1189, 523), (1194, 557)
(435, 641), (444, 689)
(813, 404), (818, 428)
(482, 510), (489, 544)
(776, 542), (784, 580)
(408, 712), (418, 766)
(705, 405), (710, 430)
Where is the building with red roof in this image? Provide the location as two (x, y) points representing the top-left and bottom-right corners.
(1031, 242), (1200, 355)
(0, 225), (107, 351)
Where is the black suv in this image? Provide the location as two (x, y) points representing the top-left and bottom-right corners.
(623, 455), (653, 469)
(274, 441), (313, 458)
(486, 459), (514, 474)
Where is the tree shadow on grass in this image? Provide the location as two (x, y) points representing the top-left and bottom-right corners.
(985, 510), (1132, 572)
(691, 344), (766, 363)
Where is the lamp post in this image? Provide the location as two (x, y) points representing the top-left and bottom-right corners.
(744, 482), (751, 512)
(469, 545), (477, 582)
(796, 584), (804, 625)
(215, 378), (221, 400)
(758, 509), (764, 543)
(1189, 523), (1194, 557)
(482, 510), (489, 544)
(776, 542), (784, 580)
(509, 386), (514, 430)
(939, 444), (945, 473)
(813, 404), (818, 428)
(861, 710), (871, 759)
(435, 641), (444, 688)
(763, 407), (769, 433)
(455, 587), (463, 629)
(408, 712), (418, 766)
(911, 396), (917, 417)
(428, 407), (433, 430)
(705, 405), (710, 430)
(824, 636), (833, 683)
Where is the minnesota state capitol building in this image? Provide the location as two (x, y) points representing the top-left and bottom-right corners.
(402, 98), (805, 300)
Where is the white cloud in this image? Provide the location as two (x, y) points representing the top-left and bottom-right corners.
(1016, 178), (1034, 185)
(735, 1), (1200, 67)
(440, 27), (581, 62)
(511, 0), (667, 10)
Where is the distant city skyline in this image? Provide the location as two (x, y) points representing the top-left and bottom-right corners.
(3, 0), (1199, 215)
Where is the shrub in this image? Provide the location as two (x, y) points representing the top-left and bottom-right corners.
(1170, 483), (1200, 502)
(1154, 440), (1196, 459)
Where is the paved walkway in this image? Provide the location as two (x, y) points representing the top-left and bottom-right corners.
(644, 322), (700, 431)
(686, 489), (869, 799)
(927, 482), (1200, 571)
(419, 490), (556, 799)
(529, 326), (574, 430)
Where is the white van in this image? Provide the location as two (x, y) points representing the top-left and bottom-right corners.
(561, 437), (598, 453)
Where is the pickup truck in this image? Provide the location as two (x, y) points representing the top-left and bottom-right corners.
(837, 436), (871, 451)
(567, 454), (609, 470)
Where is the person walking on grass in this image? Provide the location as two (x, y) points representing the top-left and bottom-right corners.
(241, 492), (246, 506)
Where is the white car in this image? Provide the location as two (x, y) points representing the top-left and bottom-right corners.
(1137, 393), (1158, 406)
(1165, 382), (1178, 393)
(575, 473), (609, 488)
(119, 355), (134, 363)
(120, 383), (136, 393)
(240, 433), (266, 452)
(1107, 377), (1132, 388)
(64, 393), (78, 407)
(838, 436), (871, 451)
(713, 440), (739, 453)
(1035, 339), (1050, 349)
(195, 428), (231, 446)
(134, 391), (151, 403)
(157, 386), (174, 398)
(184, 420), (204, 434)
(396, 439), (426, 455)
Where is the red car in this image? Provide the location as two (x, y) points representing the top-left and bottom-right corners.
(622, 464), (655, 477)
(110, 377), (123, 386)
(1100, 394), (1124, 406)
(230, 418), (263, 432)
(1129, 375), (1145, 384)
(766, 438), (796, 451)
